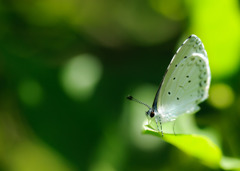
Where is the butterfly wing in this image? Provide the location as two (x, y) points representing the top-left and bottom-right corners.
(153, 35), (210, 122)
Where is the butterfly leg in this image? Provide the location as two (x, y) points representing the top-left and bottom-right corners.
(155, 116), (163, 137)
(173, 120), (176, 136)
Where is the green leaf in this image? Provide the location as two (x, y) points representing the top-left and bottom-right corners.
(142, 125), (222, 168)
(143, 125), (240, 170)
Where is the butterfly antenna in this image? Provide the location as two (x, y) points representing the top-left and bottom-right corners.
(127, 95), (151, 109)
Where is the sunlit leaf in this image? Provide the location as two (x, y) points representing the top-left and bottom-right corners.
(143, 125), (240, 170)
(143, 125), (222, 168)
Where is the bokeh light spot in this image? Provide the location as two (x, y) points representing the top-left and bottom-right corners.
(188, 0), (240, 79)
(18, 79), (43, 107)
(126, 84), (164, 150)
(209, 83), (234, 109)
(90, 162), (115, 171)
(60, 54), (102, 101)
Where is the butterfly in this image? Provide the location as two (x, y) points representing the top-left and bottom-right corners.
(127, 34), (211, 136)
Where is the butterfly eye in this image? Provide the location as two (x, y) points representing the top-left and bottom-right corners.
(150, 112), (155, 118)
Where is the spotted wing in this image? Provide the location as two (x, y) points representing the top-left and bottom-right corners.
(152, 35), (211, 122)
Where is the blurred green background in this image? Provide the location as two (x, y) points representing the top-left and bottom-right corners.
(0, 0), (240, 170)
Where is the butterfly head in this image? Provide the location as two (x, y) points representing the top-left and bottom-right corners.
(146, 108), (155, 118)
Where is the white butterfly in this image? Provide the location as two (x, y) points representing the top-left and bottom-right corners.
(127, 34), (211, 136)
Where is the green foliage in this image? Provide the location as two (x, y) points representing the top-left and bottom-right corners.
(1, 0), (240, 170)
(143, 125), (240, 170)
